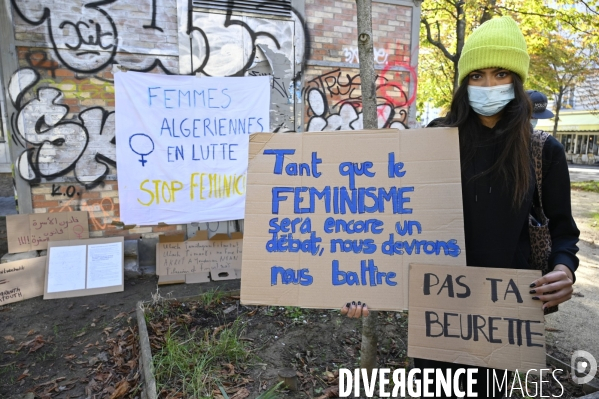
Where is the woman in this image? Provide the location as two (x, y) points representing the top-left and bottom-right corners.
(342, 16), (579, 398)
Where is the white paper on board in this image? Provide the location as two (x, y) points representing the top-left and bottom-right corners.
(47, 245), (87, 293)
(86, 242), (123, 289)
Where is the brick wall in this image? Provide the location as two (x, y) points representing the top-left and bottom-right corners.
(304, 0), (415, 131)
(5, 0), (418, 239)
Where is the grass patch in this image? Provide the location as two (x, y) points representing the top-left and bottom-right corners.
(592, 213), (599, 225)
(198, 288), (226, 308)
(153, 319), (251, 398)
(571, 181), (599, 193)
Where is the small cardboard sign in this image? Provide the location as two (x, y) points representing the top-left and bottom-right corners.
(44, 237), (124, 299)
(408, 264), (545, 372)
(0, 256), (46, 305)
(156, 231), (243, 284)
(240, 128), (466, 311)
(7, 212), (89, 253)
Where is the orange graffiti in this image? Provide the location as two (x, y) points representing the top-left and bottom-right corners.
(49, 197), (116, 231)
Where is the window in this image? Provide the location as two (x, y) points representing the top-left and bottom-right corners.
(192, 0), (292, 18)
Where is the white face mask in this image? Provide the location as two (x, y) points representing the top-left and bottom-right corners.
(531, 119), (538, 128)
(467, 84), (515, 116)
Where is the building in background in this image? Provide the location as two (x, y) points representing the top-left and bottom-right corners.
(536, 71), (599, 165)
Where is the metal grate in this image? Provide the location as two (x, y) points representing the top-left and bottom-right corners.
(192, 0), (292, 18)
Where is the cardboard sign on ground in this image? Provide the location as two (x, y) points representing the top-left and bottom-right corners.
(408, 264), (545, 372)
(240, 128), (466, 310)
(156, 231), (243, 285)
(44, 237), (124, 299)
(7, 212), (89, 253)
(0, 256), (46, 305)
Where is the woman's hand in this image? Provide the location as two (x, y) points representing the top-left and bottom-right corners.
(340, 301), (370, 318)
(530, 264), (574, 310)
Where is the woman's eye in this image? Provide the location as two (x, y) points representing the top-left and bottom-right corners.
(469, 74), (481, 80)
(497, 71), (508, 78)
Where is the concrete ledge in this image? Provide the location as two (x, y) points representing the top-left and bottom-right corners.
(136, 301), (158, 399)
(1, 251), (39, 263)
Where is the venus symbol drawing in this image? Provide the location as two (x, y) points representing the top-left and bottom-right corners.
(129, 133), (155, 167)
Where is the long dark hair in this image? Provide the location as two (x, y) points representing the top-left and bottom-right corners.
(436, 73), (532, 207)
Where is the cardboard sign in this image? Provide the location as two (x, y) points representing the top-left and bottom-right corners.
(44, 237), (124, 299)
(240, 128), (466, 311)
(0, 257), (46, 305)
(408, 264), (545, 372)
(114, 72), (270, 225)
(7, 212), (89, 253)
(156, 231), (242, 284)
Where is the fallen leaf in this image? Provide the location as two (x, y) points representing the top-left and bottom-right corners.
(222, 363), (235, 375)
(75, 331), (86, 338)
(4, 350), (17, 354)
(27, 329), (35, 336)
(316, 386), (339, 399)
(109, 379), (130, 399)
(230, 387), (250, 399)
(113, 312), (128, 320)
(3, 335), (14, 342)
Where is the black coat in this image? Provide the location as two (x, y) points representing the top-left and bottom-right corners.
(431, 118), (580, 277)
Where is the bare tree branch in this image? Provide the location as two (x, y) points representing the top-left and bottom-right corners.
(421, 18), (456, 62)
(580, 0), (599, 16)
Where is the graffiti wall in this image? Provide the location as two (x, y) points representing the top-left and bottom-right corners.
(3, 0), (419, 237)
(303, 0), (416, 131)
(177, 0), (308, 132)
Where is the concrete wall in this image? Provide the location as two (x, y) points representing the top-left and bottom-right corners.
(1, 0), (420, 239)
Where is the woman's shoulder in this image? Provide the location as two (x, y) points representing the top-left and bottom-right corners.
(534, 130), (567, 173)
(538, 131), (565, 155)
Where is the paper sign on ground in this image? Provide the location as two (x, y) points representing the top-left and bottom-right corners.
(408, 264), (545, 372)
(7, 212), (89, 253)
(114, 71), (270, 225)
(156, 231), (242, 284)
(0, 257), (46, 305)
(44, 237), (124, 299)
(240, 128), (466, 311)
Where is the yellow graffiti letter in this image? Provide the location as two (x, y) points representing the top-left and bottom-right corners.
(171, 181), (183, 201)
(138, 179), (155, 206)
(190, 173), (199, 200)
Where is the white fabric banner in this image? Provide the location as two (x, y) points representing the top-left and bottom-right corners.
(114, 72), (270, 225)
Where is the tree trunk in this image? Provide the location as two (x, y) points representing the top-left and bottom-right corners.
(355, 0), (378, 374)
(479, 0), (497, 24)
(356, 0), (377, 130)
(453, 0), (466, 92)
(552, 88), (564, 137)
(360, 310), (378, 372)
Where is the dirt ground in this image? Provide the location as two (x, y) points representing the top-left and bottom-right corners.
(0, 189), (597, 399)
(144, 297), (410, 399)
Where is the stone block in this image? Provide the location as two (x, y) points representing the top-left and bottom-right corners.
(138, 237), (158, 267)
(124, 239), (139, 258)
(124, 258), (140, 279)
(1, 251), (39, 264)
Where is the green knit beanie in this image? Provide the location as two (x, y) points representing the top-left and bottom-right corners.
(458, 16), (529, 84)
